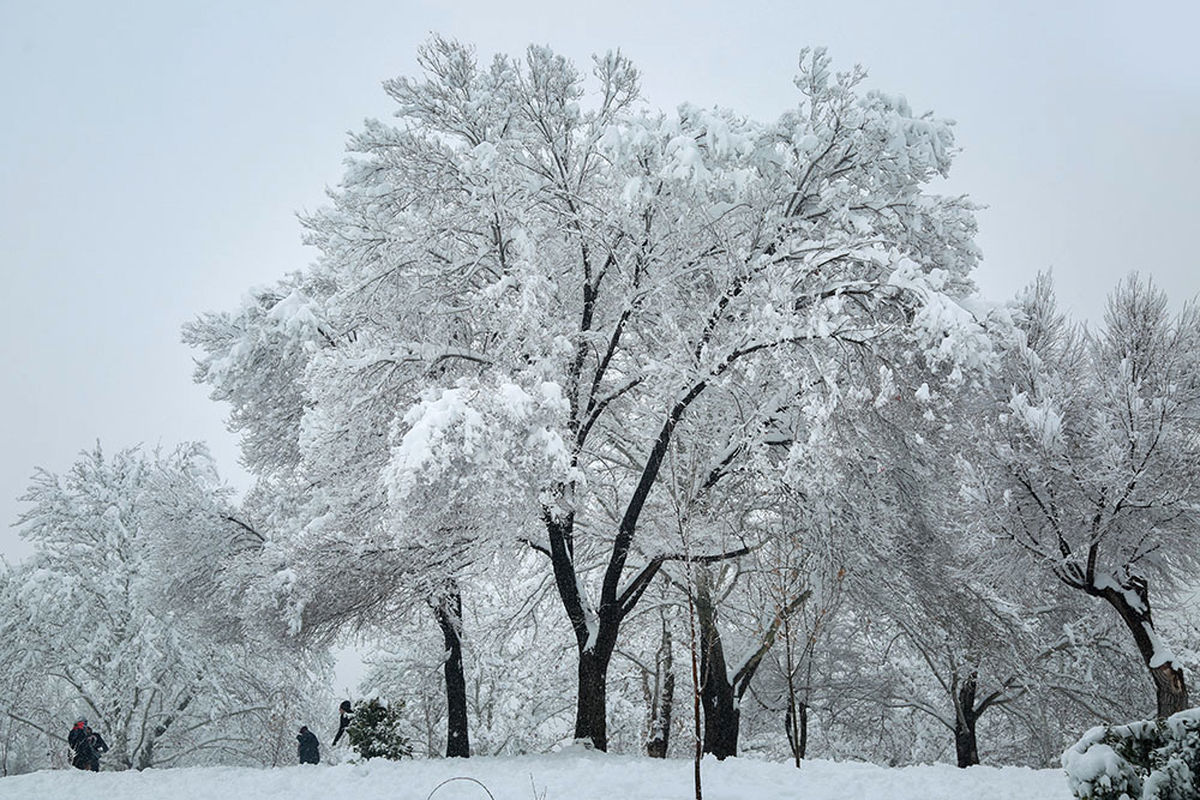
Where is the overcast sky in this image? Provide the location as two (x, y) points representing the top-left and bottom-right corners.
(2, 0), (1198, 561)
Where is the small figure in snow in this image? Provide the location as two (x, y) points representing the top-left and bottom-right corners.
(68, 717), (109, 771)
(297, 725), (320, 764)
(332, 700), (353, 746)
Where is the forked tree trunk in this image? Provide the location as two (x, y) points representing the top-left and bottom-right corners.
(694, 571), (810, 760)
(547, 361), (713, 751)
(785, 700), (808, 766)
(1095, 579), (1189, 718)
(433, 590), (470, 757)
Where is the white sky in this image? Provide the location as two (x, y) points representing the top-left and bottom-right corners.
(2, 0), (1198, 560)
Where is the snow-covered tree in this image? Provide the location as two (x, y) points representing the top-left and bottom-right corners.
(979, 275), (1200, 718)
(847, 324), (1154, 768)
(0, 444), (321, 770)
(186, 36), (984, 751)
(728, 470), (852, 767)
(361, 552), (578, 757)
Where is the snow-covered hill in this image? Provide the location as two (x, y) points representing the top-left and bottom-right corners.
(0, 750), (1071, 800)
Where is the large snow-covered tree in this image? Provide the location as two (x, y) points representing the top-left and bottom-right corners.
(187, 37), (985, 750)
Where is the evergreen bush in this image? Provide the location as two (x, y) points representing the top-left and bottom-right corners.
(1062, 709), (1200, 800)
(345, 698), (413, 761)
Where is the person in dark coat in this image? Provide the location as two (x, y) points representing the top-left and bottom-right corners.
(331, 700), (352, 746)
(297, 725), (320, 764)
(68, 717), (109, 771)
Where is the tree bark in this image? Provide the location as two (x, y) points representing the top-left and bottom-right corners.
(695, 575), (739, 760)
(576, 644), (612, 751)
(1151, 663), (1189, 718)
(644, 612), (675, 759)
(953, 673), (980, 768)
(645, 671), (674, 758)
(1094, 579), (1189, 718)
(954, 718), (980, 768)
(798, 702), (808, 760)
(699, 670), (739, 760)
(433, 590), (470, 757)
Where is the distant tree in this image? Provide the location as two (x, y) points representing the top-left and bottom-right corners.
(743, 487), (850, 768)
(360, 559), (578, 757)
(0, 444), (318, 770)
(854, 328), (1147, 768)
(861, 406), (1038, 768)
(636, 590), (679, 759)
(691, 560), (810, 760)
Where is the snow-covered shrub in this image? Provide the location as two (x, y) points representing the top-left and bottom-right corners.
(346, 698), (413, 761)
(1062, 709), (1200, 800)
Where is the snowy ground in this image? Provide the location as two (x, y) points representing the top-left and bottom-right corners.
(0, 749), (1072, 800)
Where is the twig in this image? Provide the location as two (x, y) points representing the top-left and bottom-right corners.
(426, 776), (497, 800)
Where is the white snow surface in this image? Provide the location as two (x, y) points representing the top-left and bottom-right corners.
(0, 750), (1071, 800)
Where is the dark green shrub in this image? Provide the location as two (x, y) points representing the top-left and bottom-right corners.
(346, 698), (413, 761)
(1063, 709), (1200, 800)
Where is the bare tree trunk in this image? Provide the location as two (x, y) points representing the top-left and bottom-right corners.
(572, 578), (621, 753)
(137, 738), (156, 772)
(954, 717), (980, 768)
(649, 673), (675, 758)
(1, 716), (11, 777)
(576, 650), (606, 749)
(1150, 663), (1189, 718)
(782, 615), (806, 768)
(544, 507), (615, 752)
(695, 580), (739, 760)
(433, 589), (470, 757)
(1094, 579), (1189, 718)
(953, 673), (980, 768)
(687, 579), (703, 800)
(644, 610), (675, 758)
(785, 700), (808, 766)
(798, 702), (808, 759)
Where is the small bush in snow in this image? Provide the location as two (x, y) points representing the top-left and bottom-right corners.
(1062, 709), (1200, 800)
(346, 698), (413, 761)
